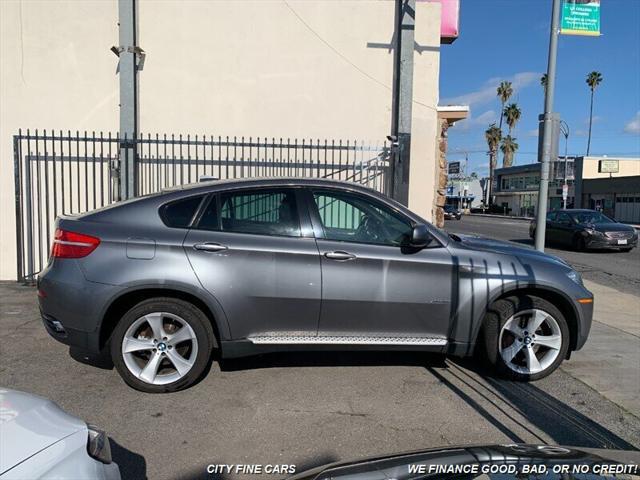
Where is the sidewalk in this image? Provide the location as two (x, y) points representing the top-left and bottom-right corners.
(560, 280), (640, 416)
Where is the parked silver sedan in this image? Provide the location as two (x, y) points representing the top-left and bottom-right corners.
(0, 389), (120, 479)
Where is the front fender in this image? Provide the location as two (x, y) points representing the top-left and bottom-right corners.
(448, 279), (587, 357)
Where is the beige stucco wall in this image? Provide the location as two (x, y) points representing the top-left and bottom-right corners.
(580, 157), (640, 179)
(0, 0), (440, 280)
(0, 0), (119, 280)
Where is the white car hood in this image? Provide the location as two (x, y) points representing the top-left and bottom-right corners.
(0, 388), (86, 474)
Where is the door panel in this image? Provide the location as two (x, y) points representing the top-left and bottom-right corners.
(184, 189), (321, 339)
(308, 189), (454, 338)
(317, 240), (454, 337)
(555, 211), (574, 245)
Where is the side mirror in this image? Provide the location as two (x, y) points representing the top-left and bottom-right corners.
(410, 224), (431, 247)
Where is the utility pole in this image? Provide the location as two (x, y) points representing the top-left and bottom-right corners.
(535, 0), (561, 252)
(118, 0), (139, 199)
(390, 0), (415, 206)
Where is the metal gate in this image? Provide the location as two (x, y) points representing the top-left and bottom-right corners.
(14, 130), (392, 282)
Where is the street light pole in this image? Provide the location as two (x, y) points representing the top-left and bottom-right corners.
(534, 0), (561, 252)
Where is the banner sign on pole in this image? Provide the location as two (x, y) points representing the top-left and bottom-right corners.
(448, 162), (461, 174)
(560, 0), (600, 36)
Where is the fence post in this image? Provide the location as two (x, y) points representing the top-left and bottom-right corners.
(13, 135), (24, 282)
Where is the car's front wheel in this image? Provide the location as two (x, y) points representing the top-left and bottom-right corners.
(479, 295), (569, 381)
(110, 297), (216, 393)
(573, 234), (587, 252)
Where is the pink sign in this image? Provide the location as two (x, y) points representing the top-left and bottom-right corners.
(420, 0), (460, 43)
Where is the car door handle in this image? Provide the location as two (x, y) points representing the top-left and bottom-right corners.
(324, 251), (356, 261)
(193, 242), (228, 252)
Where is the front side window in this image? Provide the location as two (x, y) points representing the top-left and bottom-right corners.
(572, 211), (613, 224)
(219, 189), (301, 237)
(312, 191), (412, 246)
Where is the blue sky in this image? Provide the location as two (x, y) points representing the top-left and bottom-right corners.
(439, 0), (640, 177)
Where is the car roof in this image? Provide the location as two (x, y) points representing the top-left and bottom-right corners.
(551, 209), (598, 214)
(162, 176), (379, 195)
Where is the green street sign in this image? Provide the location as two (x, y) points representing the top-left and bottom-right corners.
(561, 0), (601, 36)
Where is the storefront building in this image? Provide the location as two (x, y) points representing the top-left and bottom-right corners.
(574, 156), (640, 223)
(493, 159), (575, 217)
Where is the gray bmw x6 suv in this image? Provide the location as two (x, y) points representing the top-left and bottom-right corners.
(38, 178), (594, 392)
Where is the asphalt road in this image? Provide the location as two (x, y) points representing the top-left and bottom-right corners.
(1, 282), (639, 480)
(444, 215), (640, 297)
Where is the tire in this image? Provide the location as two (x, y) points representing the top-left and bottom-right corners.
(479, 295), (570, 381)
(110, 297), (216, 393)
(621, 247), (633, 253)
(573, 234), (586, 252)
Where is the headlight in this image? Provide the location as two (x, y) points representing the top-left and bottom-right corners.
(585, 228), (603, 236)
(87, 425), (112, 464)
(566, 270), (583, 286)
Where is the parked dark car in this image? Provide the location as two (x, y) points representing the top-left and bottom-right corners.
(289, 443), (640, 480)
(443, 204), (462, 220)
(38, 178), (593, 392)
(529, 209), (638, 252)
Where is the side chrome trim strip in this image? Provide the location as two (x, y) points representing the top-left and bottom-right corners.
(247, 335), (448, 346)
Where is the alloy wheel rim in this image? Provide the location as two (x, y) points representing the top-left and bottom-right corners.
(122, 312), (198, 385)
(498, 309), (562, 375)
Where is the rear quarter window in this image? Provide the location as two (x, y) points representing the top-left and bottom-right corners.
(159, 195), (205, 228)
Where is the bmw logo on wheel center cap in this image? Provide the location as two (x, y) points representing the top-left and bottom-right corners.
(157, 342), (167, 352)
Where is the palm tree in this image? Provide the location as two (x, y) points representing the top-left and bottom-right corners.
(485, 123), (502, 204)
(500, 135), (519, 168)
(585, 71), (603, 155)
(496, 81), (513, 132)
(540, 74), (548, 93)
(496, 81), (513, 165)
(503, 103), (522, 134)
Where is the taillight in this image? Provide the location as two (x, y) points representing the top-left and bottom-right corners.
(51, 228), (101, 258)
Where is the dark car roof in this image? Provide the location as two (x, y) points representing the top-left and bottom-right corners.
(551, 209), (600, 214)
(162, 176), (381, 195)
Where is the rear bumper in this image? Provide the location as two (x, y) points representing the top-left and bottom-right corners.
(38, 258), (119, 354)
(41, 311), (99, 351)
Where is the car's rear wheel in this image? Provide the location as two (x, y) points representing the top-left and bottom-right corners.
(479, 295), (569, 381)
(110, 298), (215, 393)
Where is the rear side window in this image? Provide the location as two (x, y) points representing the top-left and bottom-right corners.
(160, 195), (205, 228)
(219, 189), (301, 237)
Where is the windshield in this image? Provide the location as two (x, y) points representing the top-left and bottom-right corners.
(571, 212), (614, 225)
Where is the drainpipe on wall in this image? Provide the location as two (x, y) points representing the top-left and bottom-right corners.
(117, 0), (139, 200)
(390, 0), (415, 206)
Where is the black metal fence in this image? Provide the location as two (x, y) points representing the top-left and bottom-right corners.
(14, 130), (392, 282)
